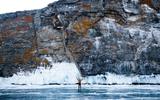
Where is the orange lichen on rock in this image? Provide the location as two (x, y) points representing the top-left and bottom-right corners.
(39, 48), (49, 55)
(42, 59), (49, 65)
(81, 3), (91, 11)
(14, 55), (24, 64)
(16, 26), (30, 31)
(23, 48), (35, 63)
(140, 0), (152, 7)
(73, 17), (92, 36)
(23, 16), (33, 23)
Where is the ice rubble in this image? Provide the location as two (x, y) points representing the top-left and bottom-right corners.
(0, 62), (160, 86)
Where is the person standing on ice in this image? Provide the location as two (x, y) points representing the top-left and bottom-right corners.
(76, 74), (83, 91)
(77, 78), (82, 90)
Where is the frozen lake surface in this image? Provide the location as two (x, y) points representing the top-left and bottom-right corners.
(0, 85), (160, 100)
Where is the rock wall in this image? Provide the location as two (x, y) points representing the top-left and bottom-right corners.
(0, 0), (160, 77)
(0, 11), (37, 77)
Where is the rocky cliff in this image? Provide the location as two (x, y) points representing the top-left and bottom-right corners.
(0, 0), (160, 77)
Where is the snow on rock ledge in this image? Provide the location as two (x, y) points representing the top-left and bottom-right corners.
(0, 62), (160, 86)
(0, 63), (81, 85)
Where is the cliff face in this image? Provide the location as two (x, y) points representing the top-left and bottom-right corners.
(0, 0), (160, 77)
(0, 11), (36, 76)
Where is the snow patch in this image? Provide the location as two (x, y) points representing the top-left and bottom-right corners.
(127, 15), (140, 21)
(0, 62), (160, 88)
(94, 37), (101, 50)
(84, 73), (160, 85)
(98, 18), (119, 36)
(141, 4), (155, 14)
(0, 63), (81, 86)
(122, 0), (139, 14)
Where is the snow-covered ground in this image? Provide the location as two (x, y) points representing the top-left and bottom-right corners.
(0, 62), (160, 89)
(0, 63), (81, 86)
